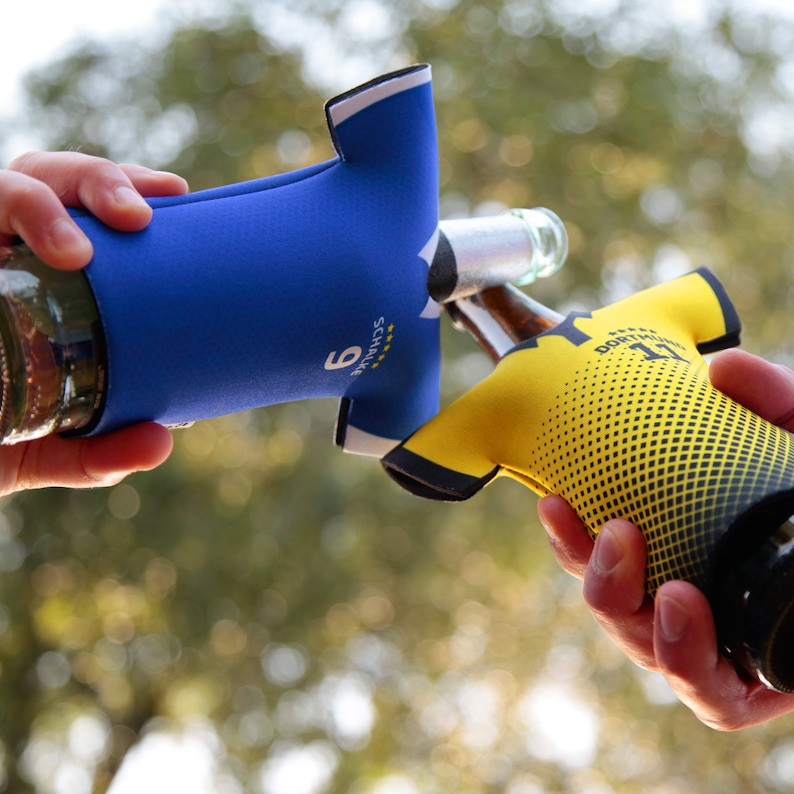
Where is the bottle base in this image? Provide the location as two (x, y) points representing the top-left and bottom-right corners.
(0, 247), (103, 444)
(714, 514), (794, 693)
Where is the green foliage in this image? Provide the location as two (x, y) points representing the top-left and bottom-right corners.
(4, 2), (794, 792)
(402, 2), (794, 357)
(23, 16), (331, 190)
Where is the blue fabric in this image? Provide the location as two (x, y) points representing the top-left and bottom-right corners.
(69, 65), (440, 456)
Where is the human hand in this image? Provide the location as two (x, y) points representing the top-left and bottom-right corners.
(538, 348), (794, 730)
(0, 151), (189, 495)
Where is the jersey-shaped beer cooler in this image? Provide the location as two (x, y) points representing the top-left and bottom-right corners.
(69, 65), (441, 457)
(383, 268), (794, 692)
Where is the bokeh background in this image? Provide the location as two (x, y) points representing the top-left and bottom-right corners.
(3, 0), (794, 791)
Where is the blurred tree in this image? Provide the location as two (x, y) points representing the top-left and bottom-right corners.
(20, 18), (332, 189)
(3, 2), (794, 793)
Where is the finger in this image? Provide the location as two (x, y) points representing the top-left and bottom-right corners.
(9, 151), (157, 232)
(582, 519), (658, 670)
(77, 422), (174, 484)
(537, 494), (594, 579)
(709, 348), (794, 431)
(119, 164), (189, 198)
(1, 423), (173, 495)
(0, 169), (93, 269)
(654, 580), (794, 730)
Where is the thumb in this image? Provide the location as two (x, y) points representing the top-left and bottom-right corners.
(4, 423), (173, 495)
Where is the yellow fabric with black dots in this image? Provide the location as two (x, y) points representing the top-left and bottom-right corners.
(382, 268), (794, 592)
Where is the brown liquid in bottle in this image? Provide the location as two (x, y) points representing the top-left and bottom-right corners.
(445, 283), (563, 362)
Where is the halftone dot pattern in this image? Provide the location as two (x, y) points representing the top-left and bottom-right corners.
(535, 347), (794, 592)
(383, 269), (794, 597)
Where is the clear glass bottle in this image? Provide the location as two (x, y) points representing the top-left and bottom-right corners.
(0, 245), (105, 444)
(429, 207), (568, 303)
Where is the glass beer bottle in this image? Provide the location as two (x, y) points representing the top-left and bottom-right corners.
(0, 207), (568, 445)
(0, 245), (105, 443)
(441, 254), (794, 694)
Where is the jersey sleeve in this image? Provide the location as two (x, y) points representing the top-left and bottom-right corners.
(382, 267), (742, 502)
(70, 65), (441, 456)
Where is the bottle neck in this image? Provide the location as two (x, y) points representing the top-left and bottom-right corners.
(431, 208), (569, 303)
(445, 283), (563, 362)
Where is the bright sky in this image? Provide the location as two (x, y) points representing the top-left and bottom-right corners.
(1, 0), (214, 162)
(9, 0), (794, 106)
(2, 0), (174, 108)
(2, 1), (163, 161)
(6, 0), (794, 112)
(7, 0), (794, 119)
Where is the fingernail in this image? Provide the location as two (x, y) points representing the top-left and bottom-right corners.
(113, 185), (149, 210)
(592, 524), (623, 574)
(49, 217), (90, 253)
(658, 594), (690, 642)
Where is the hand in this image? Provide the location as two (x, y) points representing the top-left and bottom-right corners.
(538, 348), (794, 730)
(0, 151), (189, 495)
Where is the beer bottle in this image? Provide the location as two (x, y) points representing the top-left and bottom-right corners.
(0, 207), (568, 445)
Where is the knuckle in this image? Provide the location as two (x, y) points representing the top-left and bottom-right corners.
(0, 175), (48, 231)
(700, 711), (743, 732)
(7, 151), (38, 174)
(82, 154), (121, 181)
(582, 576), (613, 615)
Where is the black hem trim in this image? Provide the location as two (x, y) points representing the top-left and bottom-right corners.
(334, 397), (351, 448)
(325, 64), (430, 156)
(693, 266), (742, 354)
(382, 445), (497, 501)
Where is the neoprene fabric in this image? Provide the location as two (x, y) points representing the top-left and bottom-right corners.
(382, 268), (794, 593)
(69, 65), (440, 457)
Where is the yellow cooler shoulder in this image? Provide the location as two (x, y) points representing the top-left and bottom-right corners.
(383, 267), (794, 591)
